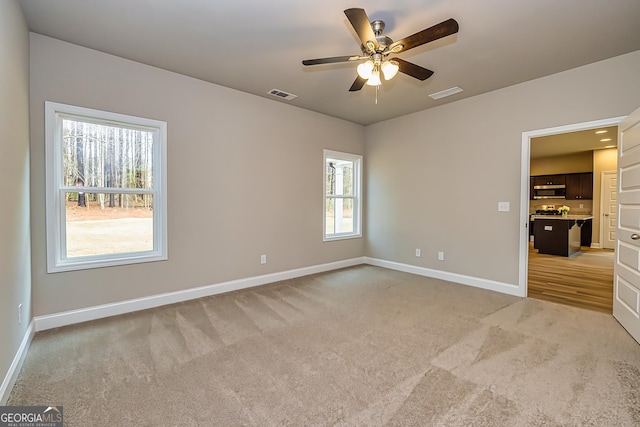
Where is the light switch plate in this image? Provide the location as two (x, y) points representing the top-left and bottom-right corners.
(498, 202), (510, 212)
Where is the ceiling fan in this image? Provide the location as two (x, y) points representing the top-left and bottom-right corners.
(302, 8), (459, 92)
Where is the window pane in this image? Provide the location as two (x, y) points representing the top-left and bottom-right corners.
(65, 192), (154, 258)
(62, 118), (154, 189)
(326, 158), (353, 196)
(325, 197), (354, 234)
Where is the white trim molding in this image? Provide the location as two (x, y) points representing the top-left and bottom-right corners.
(33, 255), (529, 333)
(520, 116), (626, 296)
(1, 321), (35, 405)
(44, 101), (168, 273)
(365, 257), (522, 297)
(34, 258), (365, 332)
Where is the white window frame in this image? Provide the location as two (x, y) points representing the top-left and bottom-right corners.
(323, 149), (362, 241)
(45, 101), (168, 272)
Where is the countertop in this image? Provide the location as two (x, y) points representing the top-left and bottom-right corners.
(530, 215), (593, 220)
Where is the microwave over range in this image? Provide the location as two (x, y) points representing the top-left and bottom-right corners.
(532, 184), (566, 199)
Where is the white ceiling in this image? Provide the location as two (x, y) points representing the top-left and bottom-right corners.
(18, 0), (640, 126)
(531, 126), (618, 159)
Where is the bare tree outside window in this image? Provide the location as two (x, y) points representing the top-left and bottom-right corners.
(46, 101), (166, 272)
(324, 150), (361, 240)
(60, 118), (155, 257)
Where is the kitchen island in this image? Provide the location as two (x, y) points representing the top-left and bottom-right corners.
(532, 215), (593, 257)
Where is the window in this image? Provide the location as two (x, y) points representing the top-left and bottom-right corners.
(324, 150), (362, 241)
(45, 102), (167, 272)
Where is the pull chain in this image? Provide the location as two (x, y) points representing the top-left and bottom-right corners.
(375, 85), (378, 105)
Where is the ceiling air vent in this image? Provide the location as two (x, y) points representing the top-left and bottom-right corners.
(429, 86), (463, 100)
(268, 89), (298, 101)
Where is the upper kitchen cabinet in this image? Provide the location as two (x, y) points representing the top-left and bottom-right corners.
(530, 177), (535, 200)
(565, 172), (593, 199)
(533, 175), (566, 186)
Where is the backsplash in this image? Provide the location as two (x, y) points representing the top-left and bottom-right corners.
(529, 199), (592, 215)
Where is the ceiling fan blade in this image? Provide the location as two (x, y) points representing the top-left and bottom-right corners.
(393, 58), (434, 81)
(389, 18), (459, 53)
(344, 8), (379, 52)
(349, 76), (367, 92)
(302, 55), (361, 66)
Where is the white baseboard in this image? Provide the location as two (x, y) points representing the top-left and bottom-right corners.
(33, 255), (524, 333)
(33, 257), (366, 332)
(590, 243), (602, 249)
(0, 321), (35, 405)
(365, 257), (524, 297)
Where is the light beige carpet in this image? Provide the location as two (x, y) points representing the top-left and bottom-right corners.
(8, 266), (640, 426)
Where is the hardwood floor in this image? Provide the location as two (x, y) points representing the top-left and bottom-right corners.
(528, 242), (614, 313)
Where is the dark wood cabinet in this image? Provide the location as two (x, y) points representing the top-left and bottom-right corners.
(534, 218), (581, 256)
(565, 172), (593, 200)
(530, 177), (535, 200)
(580, 219), (592, 247)
(534, 175), (566, 186)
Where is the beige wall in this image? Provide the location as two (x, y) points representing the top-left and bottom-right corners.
(0, 0), (31, 402)
(29, 34), (365, 316)
(592, 148), (618, 246)
(365, 50), (640, 286)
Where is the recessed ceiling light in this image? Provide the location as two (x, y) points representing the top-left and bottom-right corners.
(595, 130), (608, 134)
(604, 145), (615, 149)
(600, 138), (612, 142)
(429, 86), (463, 100)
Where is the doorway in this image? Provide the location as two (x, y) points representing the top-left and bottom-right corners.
(519, 117), (625, 311)
(601, 171), (617, 250)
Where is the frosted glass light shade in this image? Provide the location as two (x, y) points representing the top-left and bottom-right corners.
(366, 70), (381, 86)
(381, 60), (399, 80)
(357, 61), (374, 79)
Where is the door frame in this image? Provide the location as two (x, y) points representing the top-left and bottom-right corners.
(600, 170), (617, 250)
(519, 116), (625, 295)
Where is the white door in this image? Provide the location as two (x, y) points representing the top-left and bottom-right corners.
(614, 106), (640, 344)
(601, 171), (617, 250)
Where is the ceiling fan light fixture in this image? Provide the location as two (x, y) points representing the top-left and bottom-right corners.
(302, 9), (460, 94)
(381, 60), (399, 80)
(357, 60), (375, 79)
(365, 40), (376, 53)
(366, 69), (381, 86)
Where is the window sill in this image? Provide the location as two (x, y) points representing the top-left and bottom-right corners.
(323, 233), (362, 242)
(48, 253), (167, 273)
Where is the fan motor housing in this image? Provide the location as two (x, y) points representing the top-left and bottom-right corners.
(361, 35), (393, 55)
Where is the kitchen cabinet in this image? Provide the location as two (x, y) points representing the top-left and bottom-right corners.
(580, 219), (592, 247)
(533, 175), (566, 186)
(530, 177), (535, 200)
(534, 218), (581, 256)
(532, 215), (593, 256)
(565, 172), (593, 200)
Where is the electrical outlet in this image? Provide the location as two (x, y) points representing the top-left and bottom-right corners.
(438, 251), (445, 261)
(415, 248), (421, 257)
(18, 303), (22, 325)
(260, 254), (267, 264)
